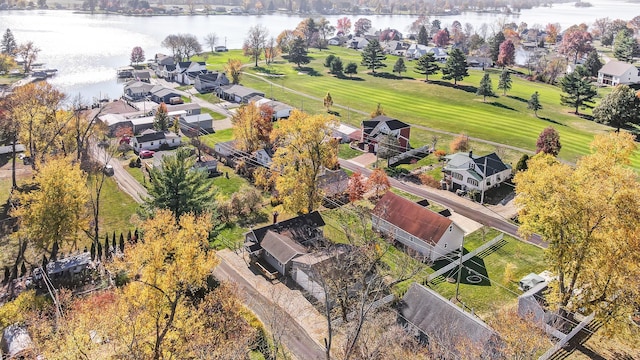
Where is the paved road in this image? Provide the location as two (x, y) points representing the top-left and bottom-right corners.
(213, 259), (326, 360)
(339, 159), (546, 248)
(90, 142), (148, 204)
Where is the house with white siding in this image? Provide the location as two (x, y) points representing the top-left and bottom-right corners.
(372, 192), (463, 262)
(597, 60), (640, 86)
(442, 151), (512, 193)
(131, 131), (181, 152)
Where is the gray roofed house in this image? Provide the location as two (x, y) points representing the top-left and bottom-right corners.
(443, 151), (512, 193)
(123, 80), (155, 100)
(132, 69), (152, 82)
(597, 60), (640, 86)
(360, 115), (411, 153)
(150, 87), (182, 104)
(0, 144), (25, 155)
(217, 84), (265, 103)
(194, 72), (230, 93)
(399, 282), (497, 352)
(180, 113), (214, 134)
(260, 230), (307, 275)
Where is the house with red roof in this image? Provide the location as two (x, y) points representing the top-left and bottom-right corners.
(371, 192), (463, 262)
(360, 115), (411, 153)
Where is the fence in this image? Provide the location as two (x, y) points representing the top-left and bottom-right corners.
(388, 145), (432, 167)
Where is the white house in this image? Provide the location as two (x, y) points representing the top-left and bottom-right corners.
(131, 131), (182, 152)
(406, 44), (429, 60)
(443, 151), (512, 193)
(254, 97), (293, 120)
(254, 148), (274, 167)
(175, 61), (207, 84)
(597, 60), (640, 86)
(371, 192), (464, 262)
(361, 115), (411, 153)
(331, 123), (359, 143)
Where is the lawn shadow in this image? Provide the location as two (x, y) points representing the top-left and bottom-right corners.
(506, 95), (528, 103)
(371, 72), (405, 80)
(431, 248), (491, 287)
(327, 110), (341, 117)
(429, 80), (477, 94)
(292, 66), (321, 77)
(538, 116), (566, 126)
(486, 101), (516, 111)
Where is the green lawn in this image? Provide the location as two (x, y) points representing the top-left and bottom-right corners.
(210, 164), (250, 199)
(338, 143), (363, 159)
(96, 176), (140, 245)
(201, 107), (226, 120)
(194, 92), (222, 103)
(200, 128), (234, 147)
(125, 166), (145, 186)
(242, 46), (640, 170)
(191, 49), (247, 71)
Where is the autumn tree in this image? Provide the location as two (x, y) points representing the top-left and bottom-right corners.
(433, 29), (450, 47)
(146, 148), (216, 220)
(323, 92), (333, 111)
(243, 24), (268, 67)
(111, 210), (219, 359)
(450, 133), (470, 153)
(336, 17), (351, 35)
(232, 101), (271, 153)
(17, 41), (40, 73)
(287, 36), (310, 68)
(476, 72), (494, 102)
(515, 132), (640, 330)
(497, 68), (512, 96)
(415, 53), (439, 82)
(360, 39), (387, 74)
(535, 126), (561, 156)
(368, 168), (390, 198)
(489, 31), (506, 62)
(497, 39), (515, 67)
(224, 58), (243, 84)
(559, 27), (593, 64)
(393, 57), (406, 76)
(130, 46), (145, 66)
(354, 18), (372, 36)
(377, 133), (401, 160)
(276, 29), (296, 54)
(264, 36), (279, 65)
(442, 48), (468, 85)
(348, 172), (367, 202)
(527, 91), (543, 117)
(154, 102), (170, 131)
(271, 110), (337, 213)
(9, 82), (67, 168)
(560, 65), (597, 115)
(0, 53), (16, 73)
(593, 84), (640, 131)
(12, 157), (89, 257)
(489, 307), (552, 359)
(203, 32), (218, 53)
(370, 103), (385, 118)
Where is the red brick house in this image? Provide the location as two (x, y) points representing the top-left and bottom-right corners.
(360, 115), (411, 153)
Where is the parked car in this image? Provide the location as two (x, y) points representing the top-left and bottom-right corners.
(103, 164), (114, 176)
(139, 150), (155, 159)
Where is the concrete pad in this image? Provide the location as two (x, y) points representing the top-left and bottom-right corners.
(349, 152), (377, 167)
(448, 211), (483, 235)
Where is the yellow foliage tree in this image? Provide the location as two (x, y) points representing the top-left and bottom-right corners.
(110, 210), (219, 359)
(231, 101), (271, 153)
(515, 132), (640, 330)
(12, 157), (89, 257)
(224, 58), (243, 84)
(271, 110), (337, 213)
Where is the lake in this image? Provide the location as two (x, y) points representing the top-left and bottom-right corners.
(0, 0), (635, 100)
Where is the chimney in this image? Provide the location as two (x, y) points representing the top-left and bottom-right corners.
(272, 211), (279, 224)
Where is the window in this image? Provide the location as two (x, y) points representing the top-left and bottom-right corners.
(469, 163), (475, 169)
(452, 173), (463, 181)
(150, 142), (154, 146)
(467, 178), (479, 186)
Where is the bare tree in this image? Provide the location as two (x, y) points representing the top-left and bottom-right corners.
(17, 41), (40, 73)
(161, 33), (202, 62)
(244, 24), (269, 67)
(203, 32), (218, 53)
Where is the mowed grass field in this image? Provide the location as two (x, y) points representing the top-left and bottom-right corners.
(236, 46), (639, 169)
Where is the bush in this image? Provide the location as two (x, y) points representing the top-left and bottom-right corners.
(434, 149), (447, 159)
(419, 174), (441, 188)
(129, 158), (138, 168)
(270, 196), (281, 207)
(159, 143), (171, 151)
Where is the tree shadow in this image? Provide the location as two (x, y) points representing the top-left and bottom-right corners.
(431, 248), (491, 287)
(295, 66), (321, 76)
(344, 76), (364, 81)
(327, 110), (341, 117)
(486, 101), (516, 111)
(538, 117), (565, 126)
(428, 80), (477, 94)
(371, 72), (407, 80)
(506, 95), (528, 103)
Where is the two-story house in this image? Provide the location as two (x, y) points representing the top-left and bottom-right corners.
(443, 151), (512, 194)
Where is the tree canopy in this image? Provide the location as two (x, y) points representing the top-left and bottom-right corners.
(442, 48), (468, 85)
(476, 72), (494, 102)
(415, 53), (439, 82)
(527, 91), (543, 117)
(497, 69), (512, 95)
(559, 66), (597, 115)
(360, 39), (387, 74)
(288, 36), (310, 68)
(593, 84), (640, 131)
(535, 126), (561, 156)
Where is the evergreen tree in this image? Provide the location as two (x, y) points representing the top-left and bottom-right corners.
(497, 69), (512, 95)
(119, 233), (125, 253)
(330, 57), (343, 74)
(20, 262), (27, 276)
(112, 231), (117, 251)
(593, 84), (640, 131)
(527, 91), (543, 117)
(393, 57), (406, 76)
(90, 242), (96, 261)
(127, 229), (132, 243)
(134, 229), (139, 243)
(583, 50), (603, 76)
(442, 48), (468, 85)
(489, 31), (506, 62)
(147, 147), (216, 220)
(154, 102), (170, 132)
(288, 36), (310, 68)
(104, 234), (110, 260)
(515, 154), (529, 172)
(560, 66), (597, 115)
(324, 54), (336, 67)
(344, 62), (358, 78)
(415, 53), (439, 81)
(476, 72), (494, 102)
(613, 30), (639, 63)
(97, 242), (102, 261)
(417, 25), (429, 45)
(360, 39), (387, 74)
(1, 29), (17, 57)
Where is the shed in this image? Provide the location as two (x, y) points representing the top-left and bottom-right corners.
(519, 273), (546, 291)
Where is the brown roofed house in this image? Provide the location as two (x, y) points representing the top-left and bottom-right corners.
(372, 191), (463, 262)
